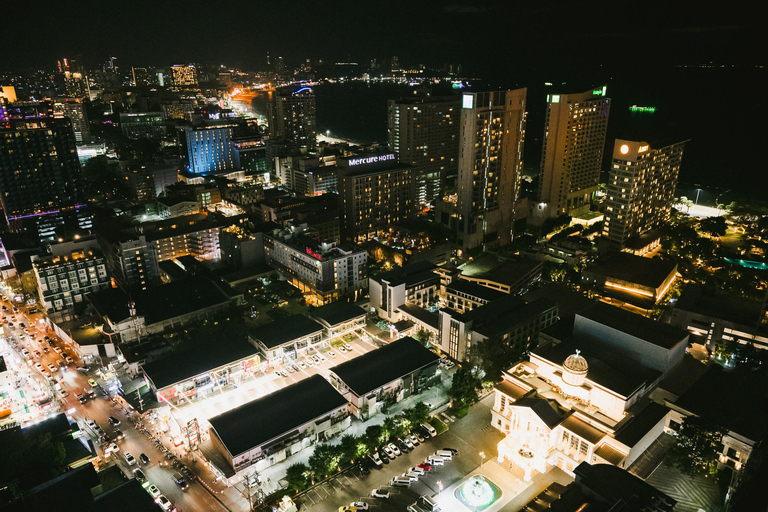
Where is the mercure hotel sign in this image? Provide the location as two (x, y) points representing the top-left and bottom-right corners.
(348, 153), (396, 166)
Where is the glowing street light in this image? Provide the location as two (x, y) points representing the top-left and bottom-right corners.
(437, 480), (443, 496)
(479, 451), (486, 467)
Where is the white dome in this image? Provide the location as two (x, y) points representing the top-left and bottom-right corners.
(563, 350), (588, 386)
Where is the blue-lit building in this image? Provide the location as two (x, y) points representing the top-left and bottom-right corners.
(185, 124), (238, 175)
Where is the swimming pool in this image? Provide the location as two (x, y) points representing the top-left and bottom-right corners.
(723, 258), (768, 270)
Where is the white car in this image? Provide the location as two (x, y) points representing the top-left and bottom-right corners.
(370, 489), (390, 499)
(370, 452), (382, 466)
(388, 442), (401, 456)
(343, 343), (353, 351)
(328, 350), (336, 358)
(350, 502), (369, 510)
(105, 443), (119, 455)
(47, 364), (57, 372)
(297, 360), (306, 369)
(409, 434), (420, 446)
(155, 495), (173, 511)
(408, 466), (425, 476)
(124, 451), (136, 465)
(21, 349), (30, 357)
(382, 445), (395, 459)
(34, 362), (43, 371)
(86, 420), (97, 430)
(146, 484), (161, 498)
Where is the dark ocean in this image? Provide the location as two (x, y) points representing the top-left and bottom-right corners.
(314, 65), (768, 205)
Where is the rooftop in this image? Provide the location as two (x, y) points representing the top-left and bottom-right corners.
(310, 302), (367, 328)
(524, 283), (598, 316)
(585, 252), (677, 289)
(533, 333), (662, 397)
(249, 314), (323, 349)
(614, 401), (670, 447)
(446, 279), (506, 302)
(458, 255), (542, 288)
(511, 396), (564, 429)
(330, 336), (439, 396)
(675, 284), (763, 328)
(577, 302), (688, 350)
(399, 304), (439, 330)
(209, 375), (347, 458)
(89, 275), (233, 325)
(624, 229), (662, 251)
(468, 297), (558, 338)
(372, 260), (438, 288)
(141, 325), (258, 390)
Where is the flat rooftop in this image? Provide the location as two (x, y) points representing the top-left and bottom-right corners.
(467, 297), (557, 338)
(209, 374), (347, 458)
(399, 304), (439, 330)
(372, 260), (438, 288)
(459, 255), (542, 288)
(330, 336), (440, 396)
(249, 314), (323, 349)
(142, 325), (258, 390)
(585, 252), (676, 289)
(524, 283), (598, 316)
(89, 275), (232, 325)
(578, 302), (688, 350)
(675, 284), (763, 327)
(310, 302), (367, 328)
(446, 279), (506, 302)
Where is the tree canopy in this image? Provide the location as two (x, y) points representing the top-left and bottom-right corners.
(668, 417), (727, 477)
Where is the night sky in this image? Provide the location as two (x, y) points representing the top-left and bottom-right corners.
(4, 1), (760, 74)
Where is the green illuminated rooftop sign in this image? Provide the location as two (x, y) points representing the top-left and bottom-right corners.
(629, 105), (656, 113)
(592, 86), (607, 96)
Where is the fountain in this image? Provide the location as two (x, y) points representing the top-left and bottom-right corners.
(454, 475), (502, 511)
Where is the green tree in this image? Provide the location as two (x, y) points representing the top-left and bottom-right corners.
(413, 328), (434, 348)
(365, 424), (386, 449)
(382, 416), (399, 441)
(338, 434), (359, 464)
(473, 338), (523, 383)
(699, 216), (727, 237)
(285, 463), (311, 492)
(668, 417), (728, 477)
(404, 402), (431, 426)
(448, 366), (481, 410)
(308, 443), (342, 479)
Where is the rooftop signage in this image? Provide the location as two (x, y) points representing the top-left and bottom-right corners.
(347, 153), (396, 167)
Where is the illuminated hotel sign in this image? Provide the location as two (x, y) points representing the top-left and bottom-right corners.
(348, 153), (396, 166)
(629, 105), (656, 113)
(592, 86), (607, 96)
(638, 145), (649, 153)
(462, 94), (474, 109)
(305, 246), (322, 259)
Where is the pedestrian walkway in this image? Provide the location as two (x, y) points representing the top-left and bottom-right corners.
(646, 462), (722, 512)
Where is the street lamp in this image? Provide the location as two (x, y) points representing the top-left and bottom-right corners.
(479, 451), (485, 467)
(437, 480), (443, 496)
(326, 130), (331, 137)
(695, 188), (702, 205)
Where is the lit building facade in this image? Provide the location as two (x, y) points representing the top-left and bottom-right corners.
(603, 139), (686, 247)
(171, 64), (199, 88)
(450, 89), (527, 250)
(32, 249), (110, 318)
(119, 112), (166, 140)
(387, 94), (460, 207)
(264, 226), (367, 305)
(0, 111), (85, 227)
(538, 87), (610, 218)
(53, 98), (90, 144)
(267, 86), (317, 150)
(184, 125), (237, 175)
(337, 153), (413, 243)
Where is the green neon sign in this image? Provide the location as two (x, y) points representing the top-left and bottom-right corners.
(592, 86), (607, 96)
(629, 105), (656, 113)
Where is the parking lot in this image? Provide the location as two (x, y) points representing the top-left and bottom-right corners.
(296, 394), (507, 512)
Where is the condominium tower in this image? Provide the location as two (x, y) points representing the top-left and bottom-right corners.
(267, 86), (317, 151)
(603, 139), (686, 247)
(538, 86), (610, 218)
(387, 93), (460, 208)
(448, 89), (527, 250)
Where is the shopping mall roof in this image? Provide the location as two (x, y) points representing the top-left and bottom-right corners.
(329, 337), (439, 396)
(249, 314), (323, 349)
(209, 374), (347, 458)
(141, 326), (258, 390)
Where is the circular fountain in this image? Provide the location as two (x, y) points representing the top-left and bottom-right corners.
(454, 475), (502, 510)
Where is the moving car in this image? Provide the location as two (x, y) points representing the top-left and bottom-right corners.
(155, 495), (173, 511)
(108, 416), (120, 426)
(88, 378), (98, 387)
(370, 489), (390, 499)
(133, 468), (146, 482)
(172, 472), (188, 490)
(124, 451), (136, 465)
(114, 429), (125, 440)
(140, 453), (150, 464)
(76, 393), (87, 404)
(47, 363), (57, 372)
(34, 362), (43, 371)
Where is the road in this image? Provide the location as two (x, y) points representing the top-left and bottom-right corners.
(0, 294), (228, 512)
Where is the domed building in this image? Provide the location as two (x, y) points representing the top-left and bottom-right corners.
(563, 350), (588, 386)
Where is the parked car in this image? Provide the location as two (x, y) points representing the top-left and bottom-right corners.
(146, 484), (161, 498)
(370, 489), (390, 499)
(124, 451), (136, 465)
(350, 502), (369, 511)
(133, 468), (146, 482)
(358, 463), (371, 475)
(388, 442), (401, 456)
(442, 447), (459, 456)
(155, 495), (173, 511)
(409, 434), (420, 446)
(421, 423), (437, 437)
(408, 466), (425, 476)
(369, 452), (382, 467)
(382, 446), (395, 459)
(108, 416), (120, 426)
(417, 463), (432, 471)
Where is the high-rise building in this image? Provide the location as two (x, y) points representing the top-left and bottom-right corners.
(442, 89), (527, 250)
(119, 112), (166, 140)
(603, 139), (686, 247)
(337, 152), (412, 243)
(267, 86), (317, 150)
(388, 93), (460, 208)
(538, 86), (610, 218)
(171, 64), (199, 88)
(184, 124), (238, 175)
(53, 97), (90, 144)
(0, 105), (85, 228)
(63, 71), (89, 98)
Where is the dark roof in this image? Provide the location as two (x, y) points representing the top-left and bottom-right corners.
(585, 252), (677, 289)
(674, 366), (768, 441)
(372, 260), (438, 287)
(398, 304), (439, 329)
(209, 375), (346, 457)
(92, 478), (164, 512)
(511, 397), (564, 429)
(249, 314), (322, 349)
(675, 284), (763, 328)
(594, 444), (627, 466)
(446, 280), (506, 302)
(533, 335), (661, 397)
(524, 283), (598, 316)
(330, 337), (439, 396)
(561, 415), (606, 444)
(89, 276), (233, 325)
(471, 298), (558, 338)
(578, 302), (688, 350)
(615, 402), (670, 447)
(142, 325), (258, 390)
(459, 256), (542, 288)
(572, 462), (676, 511)
(624, 229), (662, 250)
(310, 302), (367, 327)
(495, 379), (531, 401)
